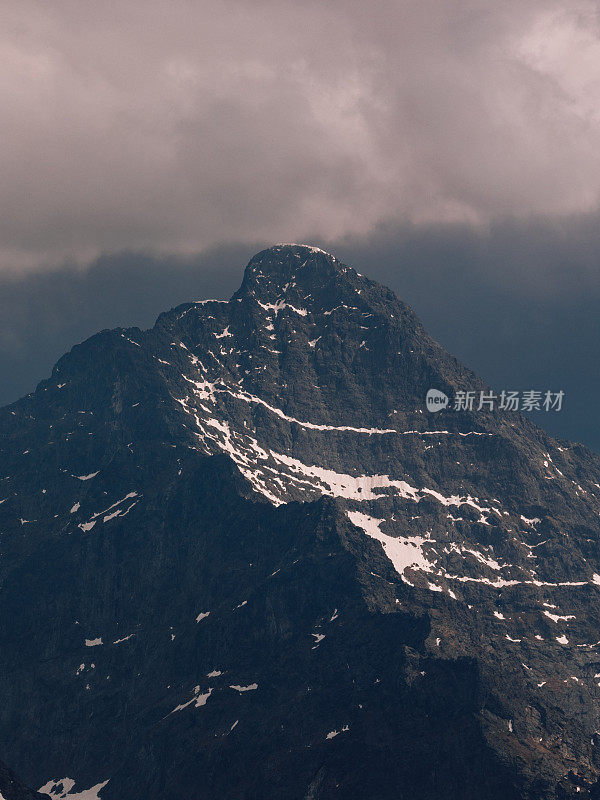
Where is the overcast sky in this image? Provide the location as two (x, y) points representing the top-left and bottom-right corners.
(2, 0), (599, 450)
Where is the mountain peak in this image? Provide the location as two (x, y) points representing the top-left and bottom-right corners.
(236, 243), (362, 310)
(244, 243), (342, 277)
(274, 242), (336, 258)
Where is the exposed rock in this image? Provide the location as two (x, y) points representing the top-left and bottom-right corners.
(0, 244), (599, 798)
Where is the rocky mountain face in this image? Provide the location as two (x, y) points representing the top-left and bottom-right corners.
(1, 243), (600, 799)
(0, 759), (46, 800)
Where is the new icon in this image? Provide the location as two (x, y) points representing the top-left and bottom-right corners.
(426, 389), (449, 412)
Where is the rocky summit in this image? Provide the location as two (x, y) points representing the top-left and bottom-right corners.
(1, 243), (600, 799)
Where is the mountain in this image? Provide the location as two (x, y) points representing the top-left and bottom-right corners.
(1, 243), (600, 799)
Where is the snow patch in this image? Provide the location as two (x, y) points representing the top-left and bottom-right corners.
(38, 778), (109, 799)
(215, 327), (232, 339)
(169, 686), (213, 714)
(543, 611), (575, 623)
(347, 511), (434, 577)
(325, 725), (349, 739)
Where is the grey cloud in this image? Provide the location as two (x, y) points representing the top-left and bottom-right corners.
(3, 0), (600, 270)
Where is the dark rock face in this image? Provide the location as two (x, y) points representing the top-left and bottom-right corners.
(1, 243), (600, 799)
(0, 759), (46, 800)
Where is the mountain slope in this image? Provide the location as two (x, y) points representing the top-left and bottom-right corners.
(1, 244), (600, 799)
(0, 759), (46, 800)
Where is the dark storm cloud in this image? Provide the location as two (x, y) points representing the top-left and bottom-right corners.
(0, 216), (598, 451)
(3, 0), (600, 270)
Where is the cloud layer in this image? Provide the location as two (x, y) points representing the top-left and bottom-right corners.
(3, 0), (600, 270)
